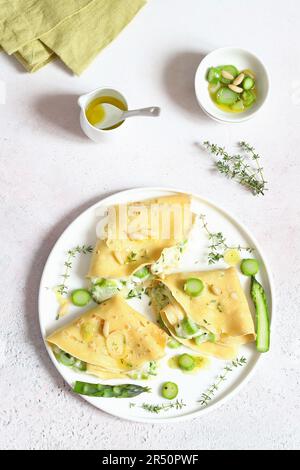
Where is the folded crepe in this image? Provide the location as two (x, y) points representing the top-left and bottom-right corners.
(151, 267), (256, 360)
(88, 194), (195, 279)
(47, 295), (168, 379)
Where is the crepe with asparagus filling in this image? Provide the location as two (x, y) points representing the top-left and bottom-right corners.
(150, 267), (255, 360)
(87, 195), (194, 295)
(47, 295), (168, 379)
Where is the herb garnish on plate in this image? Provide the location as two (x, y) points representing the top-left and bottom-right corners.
(57, 245), (93, 296)
(198, 356), (247, 407)
(129, 399), (186, 414)
(200, 214), (254, 264)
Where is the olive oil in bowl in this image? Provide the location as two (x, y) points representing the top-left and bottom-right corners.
(85, 95), (127, 130)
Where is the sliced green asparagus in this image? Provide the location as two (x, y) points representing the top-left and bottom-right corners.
(219, 65), (239, 83)
(134, 266), (150, 279)
(167, 337), (182, 349)
(251, 277), (270, 353)
(216, 87), (238, 105)
(161, 382), (178, 400)
(206, 64), (257, 113)
(184, 278), (204, 297)
(207, 67), (221, 84)
(91, 278), (121, 303)
(53, 347), (87, 371)
(71, 289), (91, 307)
(73, 382), (151, 398)
(194, 331), (216, 345)
(177, 317), (199, 337)
(241, 258), (259, 276)
(243, 76), (255, 90)
(178, 354), (195, 371)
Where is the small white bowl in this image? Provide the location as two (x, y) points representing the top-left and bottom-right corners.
(78, 87), (128, 142)
(195, 47), (270, 123)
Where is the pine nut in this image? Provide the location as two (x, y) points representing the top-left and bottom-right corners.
(233, 73), (245, 86)
(210, 285), (222, 296)
(103, 320), (110, 338)
(176, 309), (184, 321)
(230, 292), (238, 300)
(221, 70), (234, 80)
(167, 311), (178, 325)
(167, 306), (179, 325)
(228, 84), (243, 93)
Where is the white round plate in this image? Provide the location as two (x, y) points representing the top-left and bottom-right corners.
(39, 187), (273, 423)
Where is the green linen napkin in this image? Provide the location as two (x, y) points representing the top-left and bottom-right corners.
(0, 0), (91, 71)
(14, 41), (55, 73)
(0, 42), (54, 73)
(0, 0), (146, 74)
(40, 0), (147, 75)
(0, 0), (93, 54)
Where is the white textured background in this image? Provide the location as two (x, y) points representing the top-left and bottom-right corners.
(0, 0), (300, 450)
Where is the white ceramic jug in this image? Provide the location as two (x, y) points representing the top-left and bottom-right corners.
(78, 87), (128, 142)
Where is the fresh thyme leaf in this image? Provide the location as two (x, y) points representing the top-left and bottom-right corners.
(203, 141), (268, 196)
(198, 356), (247, 407)
(56, 245), (93, 298)
(126, 251), (138, 263)
(130, 399), (186, 414)
(179, 239), (188, 253)
(200, 214), (254, 265)
(232, 356), (247, 368)
(217, 302), (223, 312)
(126, 286), (145, 300)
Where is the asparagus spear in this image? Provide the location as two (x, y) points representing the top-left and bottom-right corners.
(73, 381), (151, 398)
(251, 277), (270, 353)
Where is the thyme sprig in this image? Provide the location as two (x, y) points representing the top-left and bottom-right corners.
(129, 399), (186, 414)
(199, 356), (247, 407)
(203, 141), (267, 196)
(126, 251), (138, 264)
(57, 245), (93, 296)
(200, 214), (254, 264)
